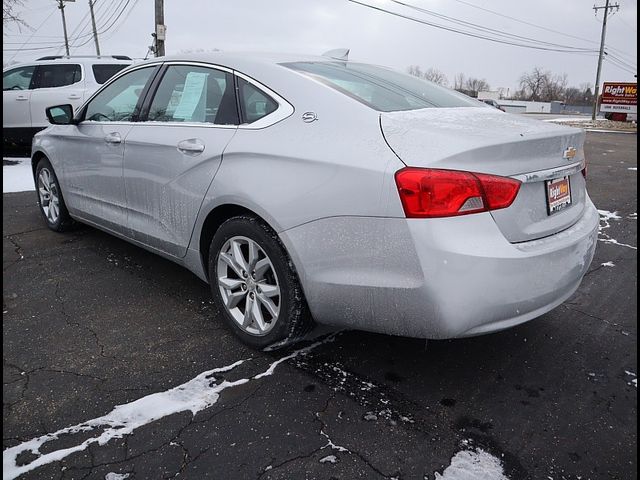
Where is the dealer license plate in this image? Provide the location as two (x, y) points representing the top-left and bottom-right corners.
(546, 176), (572, 215)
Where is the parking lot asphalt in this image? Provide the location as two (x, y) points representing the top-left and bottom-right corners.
(3, 132), (637, 480)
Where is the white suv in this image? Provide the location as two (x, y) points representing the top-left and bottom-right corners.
(3, 55), (132, 154)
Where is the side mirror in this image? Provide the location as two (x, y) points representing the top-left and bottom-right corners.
(46, 104), (74, 125)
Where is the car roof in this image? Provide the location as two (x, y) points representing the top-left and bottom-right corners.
(132, 51), (335, 71)
(3, 56), (133, 71)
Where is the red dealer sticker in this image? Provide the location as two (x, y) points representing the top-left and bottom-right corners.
(546, 176), (572, 215)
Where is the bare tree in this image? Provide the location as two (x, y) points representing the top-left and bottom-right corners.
(541, 73), (567, 102)
(407, 65), (423, 78)
(464, 77), (490, 97)
(423, 68), (448, 86)
(3, 0), (27, 31)
(453, 73), (466, 91)
(579, 83), (595, 106)
(518, 67), (548, 101)
(563, 87), (583, 105)
(407, 66), (448, 86)
(516, 70), (596, 105)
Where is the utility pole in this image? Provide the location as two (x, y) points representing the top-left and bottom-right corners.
(88, 0), (101, 56)
(591, 0), (620, 120)
(154, 0), (165, 57)
(57, 0), (72, 56)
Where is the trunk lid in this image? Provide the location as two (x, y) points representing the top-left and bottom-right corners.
(380, 107), (587, 243)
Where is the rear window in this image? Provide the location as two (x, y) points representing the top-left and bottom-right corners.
(285, 62), (481, 112)
(237, 77), (278, 124)
(92, 64), (129, 84)
(32, 64), (82, 89)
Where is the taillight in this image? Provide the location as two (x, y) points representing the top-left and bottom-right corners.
(394, 168), (521, 218)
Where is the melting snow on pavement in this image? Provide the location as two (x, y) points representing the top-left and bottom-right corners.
(625, 371), (637, 388)
(435, 448), (509, 480)
(598, 210), (637, 250)
(104, 474), (130, 480)
(2, 334), (338, 480)
(3, 158), (35, 193)
(319, 454), (338, 464)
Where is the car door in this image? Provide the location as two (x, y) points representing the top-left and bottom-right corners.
(29, 63), (86, 129)
(123, 63), (239, 257)
(3, 65), (36, 138)
(61, 65), (159, 233)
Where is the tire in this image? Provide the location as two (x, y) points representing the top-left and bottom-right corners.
(35, 157), (74, 232)
(208, 215), (312, 349)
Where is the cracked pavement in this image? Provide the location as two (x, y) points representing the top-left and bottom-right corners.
(3, 132), (637, 479)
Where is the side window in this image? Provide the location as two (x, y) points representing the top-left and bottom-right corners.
(32, 64), (82, 89)
(84, 67), (155, 122)
(3, 66), (36, 91)
(92, 64), (129, 84)
(237, 77), (278, 124)
(147, 65), (238, 125)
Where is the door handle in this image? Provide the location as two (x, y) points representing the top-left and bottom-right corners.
(104, 132), (121, 144)
(15, 95), (28, 101)
(68, 94), (81, 100)
(177, 139), (205, 155)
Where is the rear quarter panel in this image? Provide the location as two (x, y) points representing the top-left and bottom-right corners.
(192, 86), (404, 238)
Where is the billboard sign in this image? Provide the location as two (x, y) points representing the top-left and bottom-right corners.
(600, 82), (637, 114)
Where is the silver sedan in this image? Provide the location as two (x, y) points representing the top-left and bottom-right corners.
(32, 52), (598, 348)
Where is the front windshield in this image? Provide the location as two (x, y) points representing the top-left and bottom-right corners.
(284, 61), (483, 112)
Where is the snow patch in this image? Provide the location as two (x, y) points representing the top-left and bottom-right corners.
(543, 117), (594, 123)
(2, 334), (338, 480)
(3, 158), (35, 193)
(363, 412), (378, 421)
(585, 129), (637, 134)
(601, 261), (615, 267)
(598, 209), (637, 250)
(625, 371), (637, 388)
(105, 474), (130, 480)
(435, 448), (509, 480)
(319, 454), (338, 464)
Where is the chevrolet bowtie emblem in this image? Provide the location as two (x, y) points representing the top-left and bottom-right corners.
(563, 147), (577, 160)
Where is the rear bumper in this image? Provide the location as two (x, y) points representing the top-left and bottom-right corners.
(280, 197), (599, 339)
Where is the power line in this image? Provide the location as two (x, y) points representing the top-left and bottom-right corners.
(65, 0), (123, 51)
(605, 54), (637, 74)
(387, 0), (599, 52)
(7, 7), (59, 62)
(4, 45), (65, 52)
(70, 0), (133, 49)
(100, 0), (141, 41)
(605, 57), (637, 75)
(451, 0), (602, 46)
(605, 51), (637, 69)
(347, 0), (600, 53)
(450, 0), (635, 69)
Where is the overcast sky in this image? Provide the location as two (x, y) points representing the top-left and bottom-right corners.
(3, 0), (637, 93)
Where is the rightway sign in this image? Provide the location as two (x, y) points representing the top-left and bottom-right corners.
(600, 82), (637, 114)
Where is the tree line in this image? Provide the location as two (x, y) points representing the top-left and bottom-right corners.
(407, 65), (596, 106)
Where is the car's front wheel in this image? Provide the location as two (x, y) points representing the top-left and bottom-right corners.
(208, 215), (312, 349)
(35, 158), (74, 232)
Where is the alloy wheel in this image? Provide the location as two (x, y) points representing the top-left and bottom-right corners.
(216, 236), (281, 336)
(37, 167), (60, 224)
